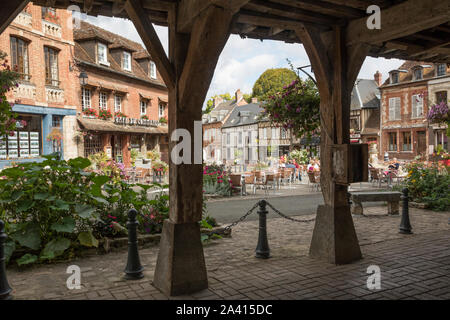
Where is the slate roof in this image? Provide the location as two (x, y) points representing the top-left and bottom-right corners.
(222, 103), (265, 128)
(350, 79), (380, 111)
(73, 21), (166, 88)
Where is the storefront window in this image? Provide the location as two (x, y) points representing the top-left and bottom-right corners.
(402, 132), (412, 151)
(435, 130), (448, 151)
(84, 134), (102, 157)
(388, 132), (397, 151)
(130, 135), (142, 152)
(0, 114), (42, 159)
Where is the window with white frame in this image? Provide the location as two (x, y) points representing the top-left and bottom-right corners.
(99, 92), (108, 110)
(411, 94), (423, 118)
(158, 103), (165, 118)
(263, 127), (267, 139)
(140, 100), (147, 116)
(150, 61), (157, 79)
(122, 51), (131, 71)
(97, 43), (108, 65)
(114, 95), (122, 113)
(389, 97), (401, 120)
(437, 64), (446, 77)
(81, 87), (91, 110)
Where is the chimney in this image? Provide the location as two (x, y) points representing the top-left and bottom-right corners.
(213, 96), (224, 108)
(235, 89), (243, 103)
(251, 97), (258, 104)
(374, 70), (382, 87)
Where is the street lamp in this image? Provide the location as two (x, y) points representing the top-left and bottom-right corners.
(79, 71), (88, 86)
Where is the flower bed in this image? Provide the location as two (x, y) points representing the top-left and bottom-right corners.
(203, 164), (232, 196)
(404, 161), (450, 211)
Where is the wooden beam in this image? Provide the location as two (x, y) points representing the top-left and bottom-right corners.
(347, 0), (450, 46)
(238, 11), (330, 31)
(410, 41), (450, 57)
(268, 26), (284, 37)
(271, 0), (364, 19)
(84, 0), (94, 13)
(0, 0), (29, 35)
(239, 23), (257, 34)
(125, 0), (175, 89)
(178, 0), (249, 33)
(112, 0), (126, 15)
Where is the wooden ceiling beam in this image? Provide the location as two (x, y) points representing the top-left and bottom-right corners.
(347, 0), (450, 46)
(246, 0), (342, 26)
(268, 26), (284, 37)
(125, 0), (175, 89)
(0, 0), (29, 35)
(177, 0), (250, 33)
(270, 0), (364, 19)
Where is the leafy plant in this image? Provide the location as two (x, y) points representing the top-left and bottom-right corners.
(83, 108), (97, 117)
(0, 50), (20, 137)
(252, 68), (298, 102)
(98, 109), (112, 120)
(114, 111), (127, 118)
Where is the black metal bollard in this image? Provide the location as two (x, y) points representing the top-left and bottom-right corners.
(255, 200), (270, 259)
(0, 219), (12, 300)
(399, 188), (413, 234)
(124, 209), (144, 280)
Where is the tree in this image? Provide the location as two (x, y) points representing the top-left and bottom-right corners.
(252, 68), (297, 102)
(204, 93), (232, 114)
(0, 51), (19, 137)
(262, 75), (320, 139)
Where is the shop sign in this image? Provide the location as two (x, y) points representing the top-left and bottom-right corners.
(114, 117), (160, 127)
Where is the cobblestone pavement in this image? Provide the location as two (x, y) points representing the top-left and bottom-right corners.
(6, 206), (450, 300)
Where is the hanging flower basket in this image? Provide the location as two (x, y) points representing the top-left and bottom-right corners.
(46, 128), (63, 142)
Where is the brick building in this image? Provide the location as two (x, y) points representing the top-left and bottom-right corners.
(73, 21), (169, 168)
(0, 3), (78, 168)
(379, 61), (449, 160)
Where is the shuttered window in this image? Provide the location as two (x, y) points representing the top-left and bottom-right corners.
(389, 97), (401, 120)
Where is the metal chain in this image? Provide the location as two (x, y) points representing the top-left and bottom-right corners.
(265, 201), (316, 223)
(203, 201), (260, 236)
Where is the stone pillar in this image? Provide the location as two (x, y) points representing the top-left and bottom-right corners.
(62, 115), (78, 160)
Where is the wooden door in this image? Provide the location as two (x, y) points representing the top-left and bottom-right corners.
(416, 131), (426, 155)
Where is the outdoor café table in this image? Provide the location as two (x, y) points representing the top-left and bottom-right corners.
(241, 173), (252, 196)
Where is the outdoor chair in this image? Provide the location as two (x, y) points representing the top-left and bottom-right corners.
(307, 171), (320, 192)
(253, 171), (267, 194)
(244, 173), (256, 194)
(229, 174), (243, 195)
(265, 173), (278, 194)
(280, 169), (292, 186)
(135, 168), (146, 184)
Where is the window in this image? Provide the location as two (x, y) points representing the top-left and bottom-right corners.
(263, 128), (267, 139)
(281, 128), (287, 139)
(158, 103), (165, 118)
(81, 88), (91, 110)
(227, 148), (230, 160)
(413, 68), (423, 80)
(52, 115), (61, 128)
(150, 61), (157, 79)
(114, 95), (122, 113)
(0, 115), (42, 160)
(84, 134), (102, 157)
(437, 64), (446, 77)
(435, 130), (448, 151)
(391, 72), (399, 84)
(122, 51), (131, 71)
(44, 47), (59, 86)
(238, 132), (242, 145)
(99, 92), (108, 110)
(140, 100), (147, 116)
(436, 91), (447, 104)
(388, 132), (397, 151)
(411, 94), (423, 118)
(10, 37), (29, 81)
(97, 43), (108, 65)
(389, 97), (401, 120)
(41, 7), (56, 20)
(402, 132), (412, 151)
(271, 127), (276, 139)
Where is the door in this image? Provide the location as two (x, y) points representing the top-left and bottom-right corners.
(416, 131), (426, 156)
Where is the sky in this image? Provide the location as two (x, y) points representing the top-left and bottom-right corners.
(83, 15), (404, 108)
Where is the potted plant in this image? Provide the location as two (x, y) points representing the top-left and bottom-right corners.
(83, 108), (97, 118)
(114, 111), (127, 118)
(141, 115), (149, 120)
(159, 116), (168, 124)
(98, 109), (112, 120)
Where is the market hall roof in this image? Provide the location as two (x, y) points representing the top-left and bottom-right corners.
(23, 0), (450, 64)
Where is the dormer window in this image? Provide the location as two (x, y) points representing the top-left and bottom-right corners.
(391, 72), (399, 84)
(122, 51), (131, 71)
(437, 64), (446, 77)
(413, 67), (423, 81)
(97, 43), (109, 65)
(150, 61), (157, 79)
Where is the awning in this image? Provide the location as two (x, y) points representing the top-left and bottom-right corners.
(158, 96), (168, 104)
(139, 93), (152, 100)
(77, 117), (168, 134)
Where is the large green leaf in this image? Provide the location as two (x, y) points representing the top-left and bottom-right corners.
(17, 253), (38, 266)
(50, 217), (75, 233)
(34, 193), (49, 200)
(78, 231), (99, 248)
(4, 239), (16, 264)
(16, 199), (34, 212)
(11, 190), (24, 201)
(40, 237), (71, 260)
(74, 204), (96, 219)
(92, 175), (110, 186)
(50, 199), (70, 211)
(10, 223), (41, 250)
(92, 197), (109, 205)
(68, 157), (91, 170)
